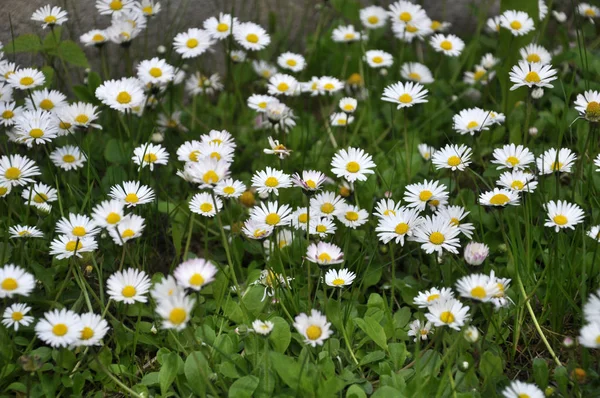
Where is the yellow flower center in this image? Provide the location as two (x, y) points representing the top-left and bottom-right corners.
(429, 231), (445, 245)
(265, 176), (279, 187)
(344, 33), (355, 40)
(316, 225), (327, 233)
(81, 327), (95, 340)
(553, 215), (568, 225)
(0, 187), (7, 196)
(122, 285), (136, 297)
(265, 213), (280, 225)
(20, 77), (34, 86)
(106, 212), (121, 224)
(1, 278), (18, 291)
(343, 104), (354, 111)
(305, 179), (317, 189)
(471, 286), (487, 299)
(321, 203), (334, 214)
(203, 170), (220, 184)
(399, 93), (413, 103)
(261, 70), (271, 78)
(306, 325), (322, 340)
(2, 110), (14, 119)
(186, 38), (198, 48)
(518, 395), (530, 398)
(246, 33), (259, 43)
(189, 273), (205, 286)
(511, 180), (524, 190)
(324, 83), (335, 90)
(116, 91), (132, 104)
(489, 193), (510, 205)
(337, 118), (347, 125)
(526, 53), (541, 63)
(73, 114), (89, 125)
(298, 213), (308, 223)
(143, 153), (157, 163)
(383, 209), (396, 216)
(332, 278), (345, 286)
(586, 102), (600, 120)
(430, 200), (440, 207)
(121, 229), (135, 238)
(200, 203), (213, 213)
(125, 193), (139, 204)
(524, 71), (540, 83)
(506, 156), (520, 166)
(12, 311), (23, 321)
(40, 99), (54, 110)
(347, 73), (362, 85)
(72, 226), (86, 237)
(149, 67), (162, 78)
(59, 121), (72, 130)
(52, 323), (68, 336)
(286, 59), (297, 67)
(406, 25), (418, 33)
(372, 56), (383, 64)
(408, 72), (421, 81)
(367, 15), (379, 24)
(142, 5), (153, 14)
(92, 34), (105, 42)
(169, 308), (187, 324)
(551, 161), (563, 171)
(223, 186), (235, 195)
(277, 82), (289, 92)
(427, 294), (440, 302)
(399, 12), (412, 22)
(439, 311), (455, 324)
(29, 128), (44, 138)
(345, 211), (359, 221)
(467, 121), (479, 129)
(217, 23), (229, 32)
(395, 223), (409, 235)
(33, 193), (48, 203)
(440, 40), (453, 51)
(318, 252), (332, 262)
(346, 161), (360, 173)
(585, 8), (596, 17)
(431, 20), (441, 30)
(187, 151), (200, 162)
(510, 20), (522, 30)
(253, 229), (266, 238)
(209, 152), (221, 161)
(473, 70), (486, 81)
(450, 217), (460, 226)
(447, 155), (461, 167)
(5, 167), (21, 180)
(44, 15), (57, 24)
(419, 190), (433, 201)
(66, 240), (83, 252)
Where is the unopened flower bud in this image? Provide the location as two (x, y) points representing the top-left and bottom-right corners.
(157, 45), (166, 54)
(529, 127), (538, 136)
(531, 87), (544, 99)
(464, 326), (480, 343)
(464, 242), (489, 265)
(563, 336), (574, 347)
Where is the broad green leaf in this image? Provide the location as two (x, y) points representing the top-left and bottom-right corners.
(346, 384), (367, 398)
(104, 139), (129, 164)
(5, 34), (42, 53)
(354, 316), (388, 351)
(359, 350), (385, 366)
(184, 351), (211, 396)
(72, 85), (96, 104)
(371, 386), (403, 398)
(268, 316), (291, 353)
(159, 352), (180, 395)
(532, 358), (549, 389)
(269, 352), (300, 388)
(58, 40), (89, 67)
(228, 375), (260, 398)
(479, 351), (503, 383)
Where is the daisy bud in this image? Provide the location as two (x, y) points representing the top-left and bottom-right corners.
(463, 242), (489, 265)
(529, 127), (538, 136)
(563, 336), (575, 347)
(239, 191), (255, 207)
(498, 243), (507, 252)
(531, 87), (544, 99)
(157, 45), (166, 54)
(459, 361), (470, 371)
(85, 265), (93, 275)
(544, 387), (555, 396)
(235, 325), (250, 336)
(384, 191), (393, 198)
(380, 68), (388, 76)
(150, 324), (157, 334)
(464, 326), (479, 342)
(151, 132), (164, 143)
(451, 95), (458, 101)
(552, 11), (567, 23)
(258, 191), (269, 199)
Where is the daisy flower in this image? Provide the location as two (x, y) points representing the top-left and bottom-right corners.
(325, 268), (356, 288)
(388, 1), (427, 25)
(544, 200), (584, 232)
(174, 258), (217, 291)
(418, 143), (435, 160)
(330, 112), (354, 126)
(497, 170), (538, 193)
(319, 76), (345, 95)
(0, 264), (35, 298)
(177, 141), (203, 163)
(0, 182), (11, 198)
(431, 144), (472, 171)
(76, 312), (109, 346)
(331, 25), (361, 43)
(137, 57), (175, 86)
(392, 17), (433, 43)
(95, 78), (145, 112)
(277, 52), (306, 73)
(13, 109), (59, 147)
(489, 111), (506, 125)
(9, 225), (43, 239)
(520, 43), (551, 65)
(455, 273), (501, 302)
(156, 292), (196, 330)
(578, 3), (600, 21)
(414, 287), (454, 308)
(49, 145), (86, 171)
(502, 381), (544, 398)
(56, 213), (100, 239)
(109, 181), (155, 207)
(412, 215), (461, 255)
(202, 128), (236, 147)
(108, 214), (146, 245)
(215, 178), (246, 198)
(2, 303), (34, 331)
(58, 102), (101, 129)
(151, 275), (185, 304)
(539, 0), (549, 20)
(263, 229), (294, 253)
(430, 34), (464, 57)
(0, 63), (17, 84)
(310, 191), (346, 218)
(574, 90), (600, 122)
(509, 61), (557, 91)
(8, 68), (45, 90)
(138, 0), (160, 16)
(250, 201), (292, 228)
(263, 137), (291, 159)
(500, 10), (535, 36)
(252, 320), (274, 335)
(49, 235), (98, 259)
(364, 50), (393, 68)
(80, 29), (109, 46)
(231, 50), (247, 63)
(252, 60), (277, 79)
(302, 76), (324, 96)
(96, 0), (135, 15)
(452, 107), (492, 135)
(0, 101), (22, 126)
(339, 97), (358, 113)
(242, 219), (274, 240)
(536, 147), (576, 174)
(132, 143), (169, 171)
(486, 16), (501, 33)
(374, 198), (403, 218)
(173, 28), (213, 58)
(376, 207), (422, 245)
(381, 81), (428, 108)
(480, 53), (500, 69)
(291, 170), (327, 192)
(189, 192), (223, 217)
(463, 65), (495, 85)
(21, 182), (57, 208)
(268, 74), (298, 96)
(35, 309), (83, 348)
(330, 147), (376, 182)
(107, 268), (151, 304)
(294, 310), (333, 347)
(584, 290), (600, 323)
(248, 94), (278, 112)
(106, 15), (143, 44)
(580, 322), (600, 348)
(263, 102), (297, 132)
(309, 217), (337, 237)
(360, 6), (388, 29)
(25, 88), (67, 112)
(185, 72), (224, 96)
(408, 319), (433, 341)
(31, 5), (68, 28)
(306, 242), (344, 266)
(234, 22), (271, 51)
(203, 13), (237, 40)
(425, 298), (470, 330)
(184, 158), (230, 187)
(437, 205), (474, 238)
(491, 144), (535, 170)
(290, 207), (313, 231)
(430, 20), (451, 32)
(252, 167), (292, 196)
(337, 204), (369, 229)
(588, 226), (600, 242)
(0, 154), (41, 187)
(403, 179), (448, 212)
(479, 188), (520, 207)
(92, 199), (125, 228)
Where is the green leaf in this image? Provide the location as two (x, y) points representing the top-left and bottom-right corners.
(389, 343), (407, 370)
(184, 351), (210, 396)
(57, 40), (89, 67)
(268, 316), (291, 353)
(87, 71), (102, 95)
(0, 243), (12, 263)
(5, 34), (42, 53)
(354, 316), (388, 351)
(140, 372), (159, 386)
(346, 384), (367, 398)
(371, 386), (403, 398)
(553, 366), (569, 395)
(41, 66), (54, 89)
(532, 358), (549, 389)
(479, 351), (503, 383)
(228, 375), (260, 398)
(359, 350), (386, 366)
(269, 352), (300, 388)
(72, 85), (96, 103)
(159, 352), (180, 395)
(104, 139), (129, 164)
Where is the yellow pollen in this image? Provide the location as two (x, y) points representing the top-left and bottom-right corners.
(29, 128), (44, 138)
(399, 93), (413, 103)
(318, 252), (332, 262)
(200, 203), (213, 213)
(44, 15), (57, 24)
(439, 311), (455, 324)
(431, 20), (441, 30)
(450, 217), (460, 226)
(506, 156), (520, 166)
(142, 5), (153, 14)
(189, 273), (205, 286)
(316, 225), (327, 233)
(395, 223), (409, 235)
(340, 186), (351, 197)
(467, 121), (479, 129)
(81, 327), (94, 340)
(429, 232), (445, 245)
(223, 186), (235, 195)
(149, 67), (162, 78)
(473, 70), (486, 81)
(186, 38), (198, 48)
(277, 82), (289, 92)
(332, 278), (345, 286)
(408, 72), (421, 81)
(106, 212), (121, 224)
(72, 226), (86, 237)
(440, 40), (453, 51)
(383, 209), (396, 216)
(187, 151), (200, 162)
(427, 294), (440, 302)
(261, 70), (271, 78)
(586, 102), (600, 120)
(286, 59), (297, 67)
(59, 121), (71, 130)
(518, 395), (530, 398)
(551, 161), (563, 171)
(122, 285), (136, 297)
(337, 119), (347, 125)
(399, 12), (412, 22)
(75, 114), (89, 124)
(264, 176), (279, 187)
(527, 53), (541, 63)
(216, 23), (229, 32)
(92, 34), (105, 42)
(324, 83), (335, 90)
(253, 229), (266, 238)
(2, 110), (14, 119)
(344, 33), (355, 40)
(489, 194), (510, 205)
(345, 211), (359, 221)
(321, 203), (334, 214)
(125, 193), (139, 204)
(52, 323), (68, 336)
(343, 104), (354, 111)
(169, 308), (187, 324)
(40, 99), (54, 110)
(18, 231), (30, 236)
(298, 213), (308, 223)
(306, 325), (322, 340)
(429, 200), (440, 207)
(406, 25), (418, 33)
(585, 8), (596, 17)
(524, 71), (540, 83)
(419, 190), (433, 201)
(305, 179), (317, 189)
(110, 0), (123, 10)
(372, 56), (383, 64)
(116, 91), (132, 104)
(121, 229), (135, 238)
(346, 161), (360, 173)
(347, 73), (362, 85)
(553, 215), (568, 225)
(246, 33), (259, 43)
(1, 278), (18, 291)
(65, 240), (83, 252)
(511, 180), (524, 190)
(210, 152), (221, 160)
(510, 20), (522, 30)
(258, 102), (267, 109)
(265, 213), (280, 225)
(3, 167), (19, 180)
(33, 193), (48, 203)
(471, 286), (487, 299)
(11, 311), (23, 321)
(367, 15), (379, 24)
(20, 77), (34, 86)
(144, 153), (158, 163)
(447, 155), (461, 167)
